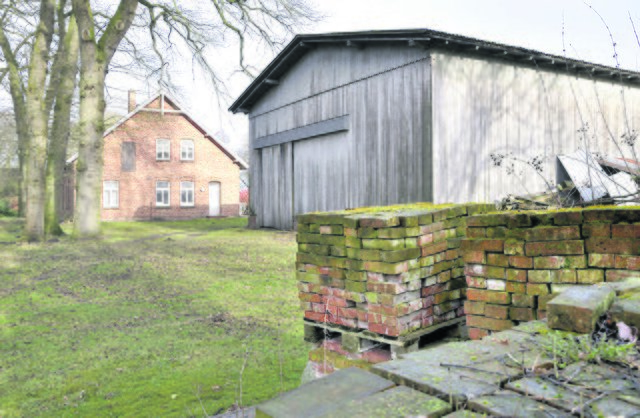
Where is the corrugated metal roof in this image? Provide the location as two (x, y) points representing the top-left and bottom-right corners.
(230, 28), (640, 113)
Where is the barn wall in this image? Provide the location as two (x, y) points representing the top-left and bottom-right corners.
(431, 51), (640, 204)
(249, 45), (433, 229)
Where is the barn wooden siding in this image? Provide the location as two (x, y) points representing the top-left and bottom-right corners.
(249, 45), (433, 229)
(431, 51), (640, 204)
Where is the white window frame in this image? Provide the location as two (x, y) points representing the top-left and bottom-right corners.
(180, 181), (195, 207)
(180, 139), (194, 161)
(156, 139), (170, 161)
(103, 181), (119, 209)
(156, 181), (170, 207)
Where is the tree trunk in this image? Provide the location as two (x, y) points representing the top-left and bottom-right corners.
(45, 16), (79, 236)
(72, 0), (138, 237)
(23, 0), (56, 241)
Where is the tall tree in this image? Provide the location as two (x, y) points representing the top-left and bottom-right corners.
(71, 0), (139, 236)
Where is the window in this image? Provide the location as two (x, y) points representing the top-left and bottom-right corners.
(121, 142), (136, 171)
(180, 181), (195, 207)
(156, 181), (170, 207)
(156, 139), (170, 160)
(180, 140), (194, 161)
(103, 181), (119, 208)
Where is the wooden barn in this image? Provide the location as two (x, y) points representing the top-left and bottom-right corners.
(230, 29), (640, 230)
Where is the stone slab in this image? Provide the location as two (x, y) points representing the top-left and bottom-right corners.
(505, 377), (583, 412)
(547, 286), (615, 333)
(468, 392), (570, 417)
(587, 397), (640, 418)
(601, 277), (640, 296)
(610, 299), (640, 329)
(321, 386), (451, 418)
(255, 368), (394, 418)
(441, 411), (486, 418)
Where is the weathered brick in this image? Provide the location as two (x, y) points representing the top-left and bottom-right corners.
(506, 281), (526, 294)
(464, 300), (486, 315)
(362, 261), (409, 275)
(468, 327), (490, 340)
(464, 264), (505, 279)
(614, 255), (640, 270)
(345, 236), (362, 248)
(359, 216), (400, 228)
(577, 269), (605, 284)
(460, 239), (504, 253)
(463, 250), (486, 264)
(552, 269), (577, 284)
(588, 253), (615, 268)
(504, 239), (525, 255)
(467, 214), (508, 227)
(585, 238), (640, 255)
(375, 227), (406, 239)
(508, 255), (533, 269)
(298, 292), (324, 303)
(404, 237), (418, 248)
(345, 280), (367, 293)
(537, 294), (555, 310)
(528, 270), (552, 283)
(581, 223), (611, 238)
(465, 276), (487, 289)
(466, 289), (511, 304)
(527, 283), (549, 296)
(512, 294), (535, 308)
(553, 211), (583, 225)
(485, 304), (509, 319)
(420, 222), (445, 234)
(525, 226), (580, 241)
(486, 279), (506, 291)
(380, 248), (421, 263)
(506, 269), (527, 282)
(298, 243), (331, 255)
(466, 227), (487, 238)
(362, 238), (405, 251)
(510, 307), (535, 322)
(547, 286), (615, 333)
(421, 241), (448, 256)
(611, 224), (640, 238)
(507, 213), (533, 228)
(533, 255), (586, 269)
(487, 253), (509, 267)
(319, 225), (344, 235)
(525, 240), (584, 256)
(606, 270), (640, 282)
(466, 315), (514, 331)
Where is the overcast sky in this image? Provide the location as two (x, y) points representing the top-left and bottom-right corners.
(110, 0), (640, 152)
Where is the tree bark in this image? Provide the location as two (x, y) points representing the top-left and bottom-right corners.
(72, 0), (138, 237)
(22, 0), (56, 241)
(45, 15), (79, 236)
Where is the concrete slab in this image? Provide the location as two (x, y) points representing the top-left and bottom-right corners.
(587, 397), (640, 418)
(322, 386), (451, 418)
(468, 392), (570, 417)
(255, 368), (394, 418)
(547, 286), (615, 333)
(610, 299), (640, 329)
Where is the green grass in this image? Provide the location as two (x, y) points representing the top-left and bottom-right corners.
(0, 217), (308, 417)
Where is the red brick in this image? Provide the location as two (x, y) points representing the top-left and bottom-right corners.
(460, 239), (504, 253)
(468, 327), (490, 340)
(421, 241), (448, 256)
(487, 253), (509, 267)
(465, 276), (487, 289)
(298, 292), (324, 303)
(506, 281), (526, 294)
(525, 226), (580, 241)
(606, 270), (640, 282)
(614, 255), (640, 270)
(553, 211), (583, 225)
(338, 307), (358, 319)
(463, 250), (486, 264)
(466, 227), (487, 238)
(581, 223), (611, 238)
(485, 304), (509, 319)
(325, 296), (354, 307)
(611, 224), (640, 238)
(509, 256), (533, 269)
(466, 289), (511, 304)
(422, 283), (448, 296)
(510, 307), (535, 321)
(506, 269), (527, 282)
(585, 238), (640, 255)
(466, 315), (514, 331)
(588, 253), (616, 268)
(526, 283), (549, 296)
(464, 300), (485, 315)
(525, 240), (584, 256)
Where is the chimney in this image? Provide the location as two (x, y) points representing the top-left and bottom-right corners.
(127, 90), (136, 113)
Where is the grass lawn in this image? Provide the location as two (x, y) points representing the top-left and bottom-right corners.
(0, 217), (308, 417)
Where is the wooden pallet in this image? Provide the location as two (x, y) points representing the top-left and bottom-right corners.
(303, 317), (465, 356)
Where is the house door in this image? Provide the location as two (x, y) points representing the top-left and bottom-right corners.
(209, 182), (221, 216)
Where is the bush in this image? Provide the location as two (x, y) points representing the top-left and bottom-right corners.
(0, 198), (16, 216)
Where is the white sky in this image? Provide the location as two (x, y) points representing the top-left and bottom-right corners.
(109, 0), (640, 153)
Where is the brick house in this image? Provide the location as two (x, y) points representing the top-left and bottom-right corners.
(68, 91), (247, 221)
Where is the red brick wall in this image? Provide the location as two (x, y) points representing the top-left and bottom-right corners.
(461, 208), (640, 339)
(101, 98), (241, 221)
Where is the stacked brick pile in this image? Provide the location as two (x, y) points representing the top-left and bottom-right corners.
(461, 208), (640, 339)
(297, 203), (492, 338)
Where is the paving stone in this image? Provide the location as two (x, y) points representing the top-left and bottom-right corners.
(560, 362), (636, 391)
(505, 377), (583, 412)
(601, 277), (640, 296)
(255, 367), (394, 418)
(547, 286), (615, 333)
(610, 298), (640, 329)
(468, 392), (570, 417)
(587, 397), (640, 418)
(441, 411), (486, 418)
(322, 386), (451, 418)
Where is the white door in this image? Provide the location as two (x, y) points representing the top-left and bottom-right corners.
(209, 182), (221, 216)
